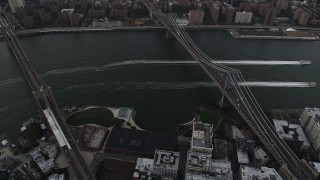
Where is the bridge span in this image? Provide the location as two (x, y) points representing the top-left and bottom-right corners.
(142, 1), (316, 179)
(0, 17), (96, 180)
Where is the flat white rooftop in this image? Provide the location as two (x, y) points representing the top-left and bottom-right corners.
(273, 119), (310, 148)
(135, 158), (154, 172)
(240, 165), (282, 180)
(237, 149), (249, 164)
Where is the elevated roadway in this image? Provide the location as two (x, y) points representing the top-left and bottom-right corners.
(0, 17), (96, 180)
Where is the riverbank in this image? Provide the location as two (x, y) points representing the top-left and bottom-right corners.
(230, 29), (319, 40)
(2, 24), (320, 41)
(65, 106), (143, 130)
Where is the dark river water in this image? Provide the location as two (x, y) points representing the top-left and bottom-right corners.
(1, 30), (319, 139)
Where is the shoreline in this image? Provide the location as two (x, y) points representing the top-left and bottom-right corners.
(1, 25), (320, 41)
(64, 105), (144, 130)
(229, 29), (319, 40)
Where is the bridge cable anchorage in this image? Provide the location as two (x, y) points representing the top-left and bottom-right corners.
(141, 3), (315, 179)
(0, 16), (96, 180)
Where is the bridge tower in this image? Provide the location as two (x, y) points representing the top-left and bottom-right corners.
(218, 72), (234, 108)
(218, 95), (232, 108)
(149, 9), (154, 20)
(165, 31), (175, 39)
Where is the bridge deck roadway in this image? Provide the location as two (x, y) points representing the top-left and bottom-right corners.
(0, 17), (96, 180)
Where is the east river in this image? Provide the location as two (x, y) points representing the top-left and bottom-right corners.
(1, 30), (319, 139)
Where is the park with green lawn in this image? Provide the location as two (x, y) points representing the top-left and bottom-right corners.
(199, 108), (235, 137)
(199, 110), (221, 127)
(66, 107), (124, 127)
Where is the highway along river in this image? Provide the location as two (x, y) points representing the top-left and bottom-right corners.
(0, 30), (319, 139)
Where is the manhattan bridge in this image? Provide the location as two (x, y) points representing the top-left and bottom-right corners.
(142, 1), (315, 179)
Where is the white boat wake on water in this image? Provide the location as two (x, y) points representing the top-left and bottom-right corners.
(0, 60), (313, 86)
(58, 81), (316, 91)
(0, 81), (315, 113)
(44, 59), (311, 76)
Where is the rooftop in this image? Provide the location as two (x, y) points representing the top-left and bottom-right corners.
(105, 127), (177, 156)
(133, 158), (154, 179)
(213, 139), (228, 159)
(192, 122), (213, 149)
(47, 173), (65, 180)
(239, 165), (283, 180)
(309, 162), (320, 173)
(186, 151), (232, 179)
(29, 147), (54, 174)
(303, 107), (320, 118)
(210, 160), (233, 178)
(60, 8), (74, 13)
(231, 125), (245, 140)
(185, 173), (217, 180)
(273, 119), (310, 147)
(135, 158), (154, 172)
(194, 123), (205, 131)
(253, 147), (268, 160)
(237, 149), (249, 164)
(186, 152), (212, 173)
(154, 149), (179, 170)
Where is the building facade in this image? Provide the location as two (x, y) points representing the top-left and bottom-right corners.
(235, 11), (253, 24)
(305, 114), (320, 151)
(191, 122), (213, 153)
(300, 107), (320, 126)
(189, 10), (204, 25)
(152, 149), (180, 179)
(8, 0), (25, 13)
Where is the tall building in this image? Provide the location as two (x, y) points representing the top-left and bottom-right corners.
(191, 122), (213, 153)
(224, 4), (235, 24)
(8, 0), (25, 13)
(264, 7), (277, 26)
(152, 149), (180, 180)
(37, 9), (53, 24)
(58, 8), (74, 26)
(16, 7), (28, 18)
(305, 114), (320, 151)
(300, 107), (320, 126)
(276, 0), (289, 12)
(293, 8), (303, 21)
(70, 14), (81, 27)
(110, 5), (128, 18)
(240, 1), (258, 12)
(299, 12), (310, 26)
(258, 3), (272, 17)
(188, 10), (204, 25)
(235, 11), (253, 24)
(280, 0), (289, 10)
(178, 0), (188, 7)
(273, 119), (310, 151)
(209, 3), (220, 23)
(168, 2), (173, 13)
(22, 16), (35, 28)
(278, 164), (298, 180)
